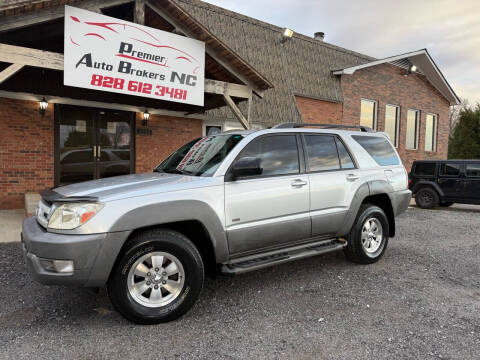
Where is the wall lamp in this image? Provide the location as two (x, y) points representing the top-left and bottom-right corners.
(405, 64), (417, 76)
(39, 97), (48, 117)
(281, 28), (294, 43)
(142, 109), (150, 126)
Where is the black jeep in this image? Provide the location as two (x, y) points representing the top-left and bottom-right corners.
(409, 160), (480, 208)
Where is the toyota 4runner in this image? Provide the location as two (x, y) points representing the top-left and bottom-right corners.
(22, 123), (411, 324)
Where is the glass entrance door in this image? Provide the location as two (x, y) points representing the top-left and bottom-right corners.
(55, 104), (134, 186)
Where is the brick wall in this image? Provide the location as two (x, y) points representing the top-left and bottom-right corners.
(295, 96), (342, 124)
(0, 98), (54, 209)
(341, 64), (450, 170)
(135, 113), (202, 173)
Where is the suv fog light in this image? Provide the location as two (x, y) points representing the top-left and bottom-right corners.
(39, 259), (74, 273)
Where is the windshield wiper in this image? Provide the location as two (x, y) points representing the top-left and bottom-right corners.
(161, 168), (195, 176)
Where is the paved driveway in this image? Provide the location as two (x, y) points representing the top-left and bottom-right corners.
(0, 206), (479, 359)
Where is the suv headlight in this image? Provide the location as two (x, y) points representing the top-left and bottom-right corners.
(48, 203), (104, 230)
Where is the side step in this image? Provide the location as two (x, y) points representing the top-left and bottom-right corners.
(220, 238), (347, 275)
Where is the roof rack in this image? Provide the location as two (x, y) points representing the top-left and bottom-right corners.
(272, 122), (374, 132)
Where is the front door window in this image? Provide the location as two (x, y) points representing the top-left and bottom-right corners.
(56, 105), (134, 186)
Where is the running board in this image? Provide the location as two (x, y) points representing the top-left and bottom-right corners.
(220, 238), (347, 275)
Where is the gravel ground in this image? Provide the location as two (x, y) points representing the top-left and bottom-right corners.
(0, 206), (479, 359)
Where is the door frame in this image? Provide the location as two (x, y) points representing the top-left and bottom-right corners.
(54, 104), (136, 187)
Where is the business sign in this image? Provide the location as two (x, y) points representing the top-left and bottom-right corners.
(64, 6), (205, 106)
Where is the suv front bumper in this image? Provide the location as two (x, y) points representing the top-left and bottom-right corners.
(21, 216), (130, 287)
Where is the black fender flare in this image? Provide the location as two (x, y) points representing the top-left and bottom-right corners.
(109, 200), (228, 263)
(336, 180), (395, 237)
(412, 181), (444, 198)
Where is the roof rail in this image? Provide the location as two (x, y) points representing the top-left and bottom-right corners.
(272, 122), (374, 132)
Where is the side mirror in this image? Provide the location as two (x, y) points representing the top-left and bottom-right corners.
(229, 157), (262, 180)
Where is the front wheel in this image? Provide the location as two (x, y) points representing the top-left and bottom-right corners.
(107, 229), (204, 324)
(344, 204), (389, 264)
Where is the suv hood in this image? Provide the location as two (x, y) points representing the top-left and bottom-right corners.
(52, 172), (214, 202)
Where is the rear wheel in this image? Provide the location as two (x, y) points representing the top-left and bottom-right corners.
(415, 187), (439, 209)
(344, 204), (389, 264)
(107, 229), (204, 324)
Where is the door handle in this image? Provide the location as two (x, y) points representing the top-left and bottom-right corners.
(346, 174), (359, 182)
(93, 146), (97, 158)
(291, 179), (308, 188)
(97, 145), (101, 159)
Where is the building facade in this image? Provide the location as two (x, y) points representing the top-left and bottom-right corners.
(0, 0), (459, 209)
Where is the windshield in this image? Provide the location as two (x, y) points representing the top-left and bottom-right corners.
(155, 134), (244, 176)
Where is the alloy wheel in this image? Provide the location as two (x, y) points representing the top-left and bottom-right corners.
(361, 217), (383, 254)
(127, 251), (185, 308)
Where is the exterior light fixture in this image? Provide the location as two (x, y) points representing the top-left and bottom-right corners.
(142, 109), (150, 126)
(281, 28), (294, 43)
(405, 64), (417, 76)
(39, 97), (48, 116)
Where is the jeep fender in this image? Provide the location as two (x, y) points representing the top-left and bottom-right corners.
(412, 181), (444, 198)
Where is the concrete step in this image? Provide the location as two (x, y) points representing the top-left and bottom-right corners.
(24, 192), (41, 217)
(0, 209), (24, 243)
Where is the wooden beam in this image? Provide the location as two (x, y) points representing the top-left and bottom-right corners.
(0, 64), (24, 84)
(0, 90), (209, 120)
(0, 43), (63, 71)
(146, 1), (265, 98)
(0, 44), (253, 100)
(204, 79), (252, 99)
(223, 94), (249, 130)
(134, 0), (146, 25)
(0, 0), (134, 34)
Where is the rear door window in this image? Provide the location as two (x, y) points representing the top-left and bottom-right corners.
(304, 135), (340, 172)
(466, 164), (480, 177)
(335, 138), (356, 169)
(414, 162), (436, 176)
(440, 163), (461, 177)
(352, 135), (400, 166)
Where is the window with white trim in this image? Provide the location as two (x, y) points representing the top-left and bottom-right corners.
(385, 104), (399, 147)
(406, 109), (420, 150)
(425, 113), (438, 152)
(360, 99), (377, 130)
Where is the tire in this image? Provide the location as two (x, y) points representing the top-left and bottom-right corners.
(439, 202), (454, 207)
(107, 229), (204, 324)
(415, 187), (439, 209)
(344, 204), (389, 264)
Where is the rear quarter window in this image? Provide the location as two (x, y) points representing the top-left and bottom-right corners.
(440, 163), (461, 176)
(413, 162), (436, 176)
(352, 135), (400, 166)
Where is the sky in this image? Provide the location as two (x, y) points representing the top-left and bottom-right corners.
(203, 0), (480, 105)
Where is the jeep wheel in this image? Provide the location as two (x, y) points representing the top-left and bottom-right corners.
(415, 187), (439, 209)
(107, 229), (204, 324)
(344, 204), (389, 264)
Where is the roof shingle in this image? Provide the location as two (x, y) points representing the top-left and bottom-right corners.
(173, 0), (374, 126)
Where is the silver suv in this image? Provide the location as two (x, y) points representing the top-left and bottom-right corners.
(22, 123), (411, 324)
